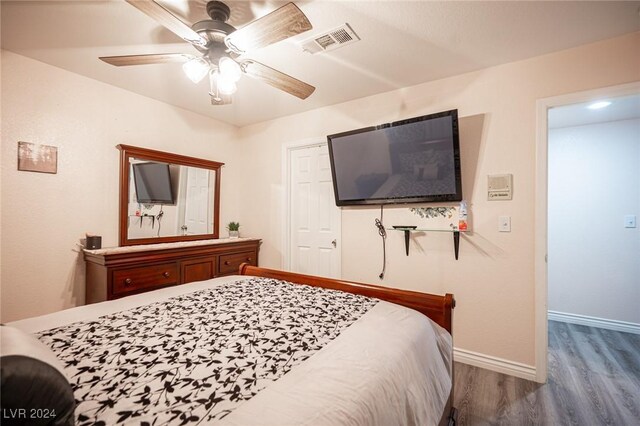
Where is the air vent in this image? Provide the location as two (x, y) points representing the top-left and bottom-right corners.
(300, 23), (360, 54)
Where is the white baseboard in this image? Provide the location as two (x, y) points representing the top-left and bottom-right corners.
(453, 348), (537, 381)
(548, 310), (640, 335)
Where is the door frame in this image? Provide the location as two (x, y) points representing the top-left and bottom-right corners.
(534, 81), (640, 383)
(282, 137), (342, 275)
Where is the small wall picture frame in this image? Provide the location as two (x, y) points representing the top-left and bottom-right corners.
(17, 142), (58, 174)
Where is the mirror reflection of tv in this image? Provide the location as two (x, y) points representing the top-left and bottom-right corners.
(327, 109), (462, 206)
(132, 162), (175, 204)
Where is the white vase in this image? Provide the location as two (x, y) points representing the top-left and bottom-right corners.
(229, 230), (239, 239)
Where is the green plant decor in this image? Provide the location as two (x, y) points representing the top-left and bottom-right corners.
(227, 222), (240, 231)
(410, 207), (456, 219)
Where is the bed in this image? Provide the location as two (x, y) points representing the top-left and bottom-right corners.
(4, 265), (456, 426)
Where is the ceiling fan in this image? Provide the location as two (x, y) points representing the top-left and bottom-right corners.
(100, 0), (315, 105)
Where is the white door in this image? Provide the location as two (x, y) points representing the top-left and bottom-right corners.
(183, 167), (211, 235)
(289, 144), (341, 278)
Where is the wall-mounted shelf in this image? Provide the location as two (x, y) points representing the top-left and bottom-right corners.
(388, 227), (467, 259)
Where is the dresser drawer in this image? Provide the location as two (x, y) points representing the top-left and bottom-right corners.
(112, 263), (178, 296)
(218, 251), (257, 275)
(180, 256), (216, 284)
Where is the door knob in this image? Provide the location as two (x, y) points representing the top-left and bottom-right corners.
(331, 239), (337, 247)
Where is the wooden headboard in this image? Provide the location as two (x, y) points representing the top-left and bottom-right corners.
(239, 264), (455, 334)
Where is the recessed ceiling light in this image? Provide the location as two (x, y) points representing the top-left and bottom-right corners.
(587, 101), (612, 110)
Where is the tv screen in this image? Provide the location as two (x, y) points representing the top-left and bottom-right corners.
(132, 162), (175, 204)
(327, 109), (462, 206)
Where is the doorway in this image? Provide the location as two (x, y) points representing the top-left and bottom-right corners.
(535, 83), (640, 383)
(183, 166), (214, 235)
(283, 139), (342, 278)
(547, 94), (640, 330)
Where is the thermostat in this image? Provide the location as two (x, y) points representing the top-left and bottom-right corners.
(488, 174), (513, 200)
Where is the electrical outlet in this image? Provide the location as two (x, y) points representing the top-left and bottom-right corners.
(499, 216), (511, 232)
(624, 215), (636, 228)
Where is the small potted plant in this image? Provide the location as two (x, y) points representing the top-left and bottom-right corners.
(227, 221), (240, 239)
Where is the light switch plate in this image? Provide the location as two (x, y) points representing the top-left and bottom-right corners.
(499, 216), (511, 232)
(624, 215), (636, 228)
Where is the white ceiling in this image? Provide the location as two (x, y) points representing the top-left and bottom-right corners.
(548, 94), (640, 129)
(2, 1), (639, 127)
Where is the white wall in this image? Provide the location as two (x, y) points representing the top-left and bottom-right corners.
(548, 118), (640, 324)
(0, 50), (240, 322)
(236, 32), (640, 367)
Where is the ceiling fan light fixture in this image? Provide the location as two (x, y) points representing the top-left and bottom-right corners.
(210, 70), (237, 96)
(217, 76), (237, 95)
(183, 57), (210, 83)
(219, 57), (242, 83)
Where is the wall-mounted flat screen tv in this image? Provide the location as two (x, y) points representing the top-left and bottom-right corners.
(327, 109), (462, 206)
(132, 162), (175, 204)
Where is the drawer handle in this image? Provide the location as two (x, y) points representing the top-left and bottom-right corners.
(162, 272), (170, 278)
(246, 257), (252, 262)
(224, 261), (230, 266)
(124, 278), (132, 286)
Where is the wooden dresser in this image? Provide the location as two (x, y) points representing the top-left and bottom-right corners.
(84, 238), (260, 304)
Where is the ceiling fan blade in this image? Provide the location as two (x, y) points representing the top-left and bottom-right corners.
(99, 53), (194, 66)
(125, 0), (206, 47)
(240, 60), (315, 100)
(225, 3), (312, 54)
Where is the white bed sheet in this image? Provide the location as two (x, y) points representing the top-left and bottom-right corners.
(9, 275), (452, 426)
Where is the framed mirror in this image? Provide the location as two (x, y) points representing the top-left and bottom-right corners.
(117, 145), (223, 246)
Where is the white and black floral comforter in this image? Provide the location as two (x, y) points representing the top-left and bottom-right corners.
(11, 275), (453, 426)
(37, 278), (378, 425)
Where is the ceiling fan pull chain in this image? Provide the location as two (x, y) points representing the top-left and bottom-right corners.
(209, 71), (221, 102)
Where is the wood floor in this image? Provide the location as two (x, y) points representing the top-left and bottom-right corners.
(453, 320), (640, 425)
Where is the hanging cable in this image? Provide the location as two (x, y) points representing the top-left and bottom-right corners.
(156, 206), (164, 237)
(374, 205), (387, 279)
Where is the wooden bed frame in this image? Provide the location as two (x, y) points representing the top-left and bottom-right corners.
(239, 264), (458, 425)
